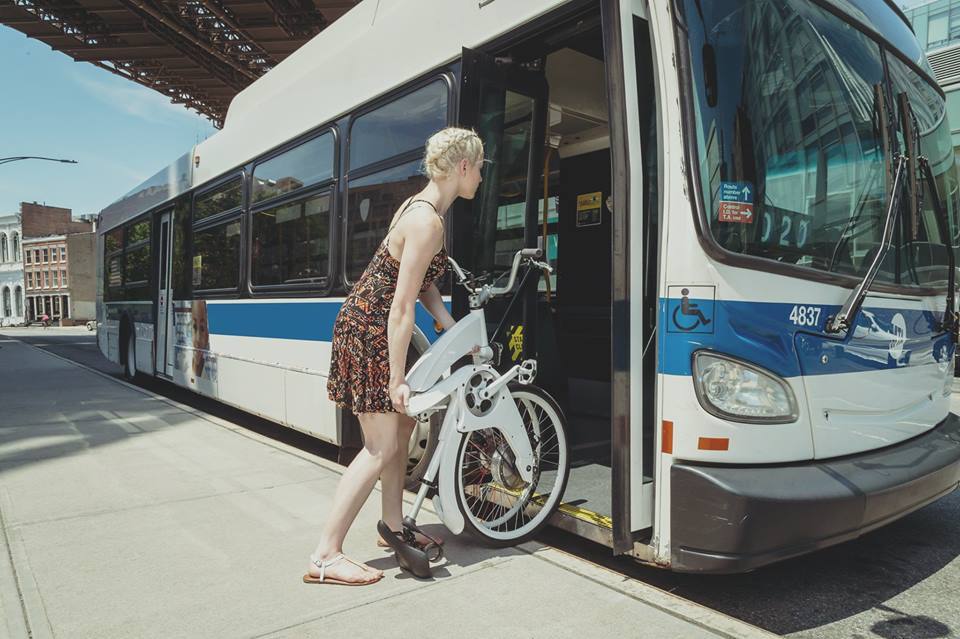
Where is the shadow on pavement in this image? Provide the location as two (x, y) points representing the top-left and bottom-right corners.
(1, 336), (520, 582)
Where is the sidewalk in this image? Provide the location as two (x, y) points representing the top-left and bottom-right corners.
(0, 337), (775, 639)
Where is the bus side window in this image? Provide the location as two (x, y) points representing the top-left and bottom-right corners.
(345, 161), (427, 283)
(124, 219), (151, 291)
(103, 227), (124, 302)
(192, 176), (245, 294)
(348, 80), (448, 170)
(252, 192), (332, 287)
(250, 132), (337, 289)
(193, 219), (242, 292)
(343, 79), (449, 286)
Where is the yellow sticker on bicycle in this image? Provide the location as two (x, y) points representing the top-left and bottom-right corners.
(508, 325), (524, 361)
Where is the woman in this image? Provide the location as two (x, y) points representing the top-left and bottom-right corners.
(304, 127), (485, 585)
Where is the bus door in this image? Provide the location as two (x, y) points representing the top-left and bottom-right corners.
(155, 209), (174, 377)
(453, 46), (548, 366)
(603, 0), (658, 554)
(455, 16), (646, 554)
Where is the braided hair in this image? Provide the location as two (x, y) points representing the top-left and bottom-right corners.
(422, 127), (484, 180)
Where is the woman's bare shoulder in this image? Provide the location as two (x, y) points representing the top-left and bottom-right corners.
(398, 204), (443, 234)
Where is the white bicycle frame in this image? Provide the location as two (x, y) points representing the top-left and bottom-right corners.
(402, 250), (546, 535)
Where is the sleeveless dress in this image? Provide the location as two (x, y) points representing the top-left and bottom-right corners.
(327, 199), (448, 414)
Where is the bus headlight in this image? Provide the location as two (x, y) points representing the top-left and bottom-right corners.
(692, 352), (799, 423)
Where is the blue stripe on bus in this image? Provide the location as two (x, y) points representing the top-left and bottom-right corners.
(659, 298), (954, 377)
(204, 298), (954, 378)
(206, 301), (445, 343)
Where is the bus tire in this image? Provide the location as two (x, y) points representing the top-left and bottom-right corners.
(405, 412), (440, 492)
(403, 327), (438, 491)
(122, 319), (138, 381)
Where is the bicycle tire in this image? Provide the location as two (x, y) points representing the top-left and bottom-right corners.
(453, 383), (570, 547)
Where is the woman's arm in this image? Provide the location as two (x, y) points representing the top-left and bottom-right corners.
(387, 213), (443, 410)
(419, 283), (455, 331)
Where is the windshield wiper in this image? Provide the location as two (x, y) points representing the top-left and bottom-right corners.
(826, 154), (908, 334)
(918, 156), (958, 337)
(898, 91), (957, 338)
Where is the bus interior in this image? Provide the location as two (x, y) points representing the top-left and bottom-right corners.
(455, 7), (658, 539)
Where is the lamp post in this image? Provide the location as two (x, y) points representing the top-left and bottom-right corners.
(0, 156), (78, 166)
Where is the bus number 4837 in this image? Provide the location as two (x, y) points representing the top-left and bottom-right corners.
(789, 305), (822, 327)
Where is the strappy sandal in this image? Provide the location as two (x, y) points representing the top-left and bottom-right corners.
(302, 554), (382, 586)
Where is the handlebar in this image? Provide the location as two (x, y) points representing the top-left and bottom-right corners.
(447, 248), (553, 308)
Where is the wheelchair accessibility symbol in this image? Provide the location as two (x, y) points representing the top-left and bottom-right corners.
(667, 285), (716, 334)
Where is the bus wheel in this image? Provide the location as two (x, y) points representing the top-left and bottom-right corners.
(123, 323), (138, 381)
(405, 412), (440, 492)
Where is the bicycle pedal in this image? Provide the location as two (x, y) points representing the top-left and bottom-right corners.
(378, 520), (432, 577)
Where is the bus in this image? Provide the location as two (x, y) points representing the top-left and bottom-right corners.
(97, 0), (960, 573)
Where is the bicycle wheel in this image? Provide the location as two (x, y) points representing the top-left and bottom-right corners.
(454, 383), (569, 547)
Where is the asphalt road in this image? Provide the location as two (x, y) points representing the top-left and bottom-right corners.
(6, 328), (960, 639)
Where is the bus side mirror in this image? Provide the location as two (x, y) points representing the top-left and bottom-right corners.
(703, 44), (718, 108)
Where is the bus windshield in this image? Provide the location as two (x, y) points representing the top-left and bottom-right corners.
(679, 0), (960, 287)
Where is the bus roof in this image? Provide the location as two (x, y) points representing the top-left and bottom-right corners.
(98, 150), (193, 233)
(192, 0), (570, 186)
(98, 0), (571, 231)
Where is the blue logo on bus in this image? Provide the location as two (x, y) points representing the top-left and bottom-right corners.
(667, 285), (715, 334)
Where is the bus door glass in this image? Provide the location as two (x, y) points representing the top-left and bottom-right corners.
(155, 209), (174, 376)
(453, 47), (548, 370)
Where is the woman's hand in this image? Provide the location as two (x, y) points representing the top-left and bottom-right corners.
(390, 380), (411, 413)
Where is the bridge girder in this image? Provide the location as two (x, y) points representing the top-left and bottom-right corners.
(0, 0), (358, 126)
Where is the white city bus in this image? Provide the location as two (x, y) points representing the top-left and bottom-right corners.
(97, 0), (960, 572)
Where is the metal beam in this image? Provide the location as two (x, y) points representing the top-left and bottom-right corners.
(1, 0), (358, 125)
(115, 0), (259, 81)
(262, 0), (326, 37)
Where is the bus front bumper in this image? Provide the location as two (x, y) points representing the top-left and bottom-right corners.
(670, 412), (960, 574)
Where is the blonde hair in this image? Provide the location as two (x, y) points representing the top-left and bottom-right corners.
(422, 127), (484, 180)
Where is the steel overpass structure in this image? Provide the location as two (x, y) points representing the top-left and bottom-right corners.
(0, 0), (359, 126)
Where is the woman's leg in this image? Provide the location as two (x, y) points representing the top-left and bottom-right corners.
(378, 416), (444, 545)
(379, 414), (416, 531)
(308, 412), (399, 581)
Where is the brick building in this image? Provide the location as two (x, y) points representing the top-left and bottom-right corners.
(19, 202), (96, 325)
(20, 202), (92, 237)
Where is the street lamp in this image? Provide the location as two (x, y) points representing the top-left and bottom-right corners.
(0, 156), (78, 166)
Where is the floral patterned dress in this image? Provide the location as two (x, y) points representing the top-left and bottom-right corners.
(327, 199), (447, 414)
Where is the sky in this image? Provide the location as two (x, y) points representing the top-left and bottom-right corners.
(0, 24), (217, 219)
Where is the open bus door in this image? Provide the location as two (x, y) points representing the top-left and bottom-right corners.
(454, 1), (658, 555)
(454, 36), (649, 554)
(601, 0), (654, 555)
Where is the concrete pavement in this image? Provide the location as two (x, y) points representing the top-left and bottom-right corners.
(0, 335), (774, 639)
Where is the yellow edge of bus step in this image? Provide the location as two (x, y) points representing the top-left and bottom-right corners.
(485, 483), (613, 529)
(557, 502), (613, 529)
